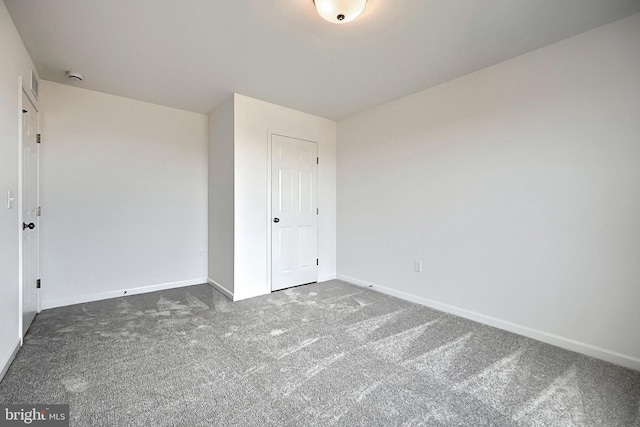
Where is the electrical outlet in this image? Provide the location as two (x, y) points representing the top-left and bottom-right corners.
(414, 260), (423, 272)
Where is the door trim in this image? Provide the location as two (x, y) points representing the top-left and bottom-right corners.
(267, 129), (320, 294)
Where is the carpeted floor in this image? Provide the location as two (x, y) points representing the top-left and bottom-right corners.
(1, 280), (639, 426)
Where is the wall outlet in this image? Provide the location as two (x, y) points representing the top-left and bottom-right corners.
(414, 260), (423, 272)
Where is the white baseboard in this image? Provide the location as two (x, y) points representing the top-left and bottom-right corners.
(207, 278), (234, 301)
(41, 278), (208, 310)
(337, 274), (640, 372)
(0, 338), (21, 384)
(206, 275), (336, 302)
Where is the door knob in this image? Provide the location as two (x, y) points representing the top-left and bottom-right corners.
(23, 222), (35, 230)
(273, 218), (280, 223)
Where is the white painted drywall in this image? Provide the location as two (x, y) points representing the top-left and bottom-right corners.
(39, 81), (208, 308)
(208, 95), (235, 296)
(233, 94), (337, 300)
(0, 1), (37, 380)
(337, 14), (640, 364)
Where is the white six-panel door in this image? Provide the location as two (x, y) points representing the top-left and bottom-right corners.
(21, 91), (39, 337)
(271, 135), (318, 291)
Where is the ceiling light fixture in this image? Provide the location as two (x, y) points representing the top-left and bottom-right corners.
(313, 0), (367, 24)
(66, 71), (84, 82)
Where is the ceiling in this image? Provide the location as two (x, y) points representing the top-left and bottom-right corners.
(5, 0), (640, 120)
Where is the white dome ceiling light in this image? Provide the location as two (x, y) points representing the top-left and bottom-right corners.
(313, 0), (367, 24)
(66, 71), (84, 81)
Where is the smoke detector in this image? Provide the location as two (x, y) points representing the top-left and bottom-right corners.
(66, 71), (84, 82)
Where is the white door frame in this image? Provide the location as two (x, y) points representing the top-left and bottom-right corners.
(266, 129), (320, 294)
(18, 77), (41, 342)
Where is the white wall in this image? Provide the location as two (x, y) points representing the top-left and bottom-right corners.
(234, 94), (337, 300)
(39, 81), (208, 308)
(337, 13), (640, 369)
(0, 1), (37, 381)
(208, 95), (235, 296)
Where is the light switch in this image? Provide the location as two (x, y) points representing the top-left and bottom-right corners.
(7, 191), (15, 209)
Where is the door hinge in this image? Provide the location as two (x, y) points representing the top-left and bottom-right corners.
(36, 279), (41, 289)
(316, 259), (319, 266)
(316, 208), (318, 215)
(316, 157), (319, 165)
(36, 134), (41, 144)
(37, 206), (41, 216)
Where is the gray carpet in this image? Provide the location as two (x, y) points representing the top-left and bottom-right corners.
(1, 280), (639, 426)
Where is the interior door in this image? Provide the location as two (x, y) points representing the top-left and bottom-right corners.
(271, 134), (318, 291)
(21, 91), (39, 336)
